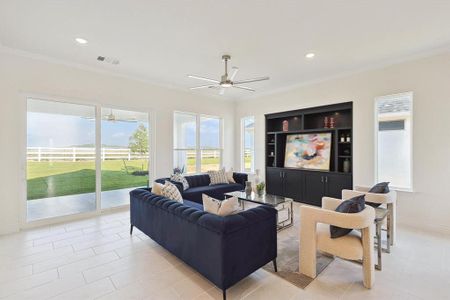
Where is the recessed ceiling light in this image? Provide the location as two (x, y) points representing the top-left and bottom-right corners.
(75, 38), (88, 44)
(305, 52), (315, 59)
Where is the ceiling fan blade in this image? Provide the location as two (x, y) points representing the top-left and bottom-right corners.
(219, 88), (225, 95)
(229, 67), (239, 81)
(190, 84), (219, 90)
(233, 76), (269, 85)
(187, 75), (219, 83)
(233, 85), (255, 92)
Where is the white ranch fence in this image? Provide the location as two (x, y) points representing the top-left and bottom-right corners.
(27, 147), (146, 162)
(27, 147), (225, 162)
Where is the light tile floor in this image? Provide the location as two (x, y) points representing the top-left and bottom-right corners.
(1, 203), (450, 299)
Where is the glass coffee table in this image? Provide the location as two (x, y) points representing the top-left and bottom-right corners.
(225, 191), (294, 231)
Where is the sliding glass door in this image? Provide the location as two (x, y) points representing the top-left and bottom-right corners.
(27, 98), (97, 221)
(101, 108), (149, 209)
(26, 98), (151, 222)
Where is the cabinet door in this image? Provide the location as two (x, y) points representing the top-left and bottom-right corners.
(303, 172), (325, 206)
(283, 169), (302, 201)
(266, 168), (284, 196)
(325, 174), (353, 199)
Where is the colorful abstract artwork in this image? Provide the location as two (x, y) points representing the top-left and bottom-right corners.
(284, 133), (332, 170)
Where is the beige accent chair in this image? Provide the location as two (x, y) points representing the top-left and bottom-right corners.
(299, 197), (375, 288)
(342, 186), (397, 245)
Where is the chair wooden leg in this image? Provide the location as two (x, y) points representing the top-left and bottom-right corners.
(130, 225), (134, 235)
(273, 259), (278, 272)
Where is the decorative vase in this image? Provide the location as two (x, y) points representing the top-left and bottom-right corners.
(324, 116), (329, 128)
(257, 189), (264, 196)
(343, 158), (351, 173)
(282, 120), (289, 132)
(245, 181), (253, 195)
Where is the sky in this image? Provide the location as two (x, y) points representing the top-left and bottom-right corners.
(27, 112), (147, 147)
(27, 112), (222, 148)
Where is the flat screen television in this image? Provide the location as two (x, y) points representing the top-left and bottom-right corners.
(284, 132), (332, 171)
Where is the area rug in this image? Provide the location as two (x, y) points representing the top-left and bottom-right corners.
(262, 230), (333, 289)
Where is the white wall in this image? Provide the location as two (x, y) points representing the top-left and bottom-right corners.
(0, 50), (235, 235)
(235, 52), (450, 233)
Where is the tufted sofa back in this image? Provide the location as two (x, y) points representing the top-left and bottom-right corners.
(185, 174), (211, 188)
(130, 188), (275, 234)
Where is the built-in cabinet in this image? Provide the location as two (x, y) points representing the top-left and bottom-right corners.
(265, 102), (353, 206)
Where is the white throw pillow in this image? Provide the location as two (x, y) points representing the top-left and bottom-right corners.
(170, 173), (189, 190)
(225, 168), (236, 183)
(152, 182), (164, 195)
(202, 194), (239, 216)
(161, 181), (183, 203)
(207, 168), (228, 185)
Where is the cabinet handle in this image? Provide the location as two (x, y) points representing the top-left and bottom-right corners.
(280, 172), (282, 178)
(321, 176), (324, 183)
(325, 176), (328, 183)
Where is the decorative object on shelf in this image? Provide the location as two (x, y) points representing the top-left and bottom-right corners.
(284, 133), (332, 171)
(323, 116), (329, 128)
(282, 120), (289, 132)
(245, 181), (253, 195)
(346, 134), (351, 142)
(329, 117), (335, 128)
(270, 151), (274, 156)
(343, 158), (351, 173)
(340, 134), (345, 142)
(256, 182), (265, 196)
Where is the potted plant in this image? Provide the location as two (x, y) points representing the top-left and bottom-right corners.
(256, 182), (265, 196)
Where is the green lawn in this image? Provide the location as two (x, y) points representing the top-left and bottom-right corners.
(27, 156), (249, 200)
(27, 160), (149, 200)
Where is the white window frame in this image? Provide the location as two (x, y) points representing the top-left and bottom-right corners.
(241, 116), (255, 173)
(21, 93), (154, 228)
(173, 111), (223, 174)
(374, 92), (413, 191)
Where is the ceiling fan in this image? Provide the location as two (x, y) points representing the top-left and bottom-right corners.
(188, 55), (269, 95)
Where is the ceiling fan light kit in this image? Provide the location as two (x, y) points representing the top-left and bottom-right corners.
(188, 54), (269, 95)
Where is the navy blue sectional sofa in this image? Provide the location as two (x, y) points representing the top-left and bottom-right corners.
(155, 173), (247, 204)
(130, 188), (277, 300)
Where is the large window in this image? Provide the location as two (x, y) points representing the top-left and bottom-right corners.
(174, 112), (222, 174)
(26, 98), (151, 222)
(101, 108), (149, 209)
(241, 116), (255, 172)
(27, 99), (97, 221)
(375, 92), (413, 190)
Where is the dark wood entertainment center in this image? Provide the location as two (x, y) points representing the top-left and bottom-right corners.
(265, 102), (353, 206)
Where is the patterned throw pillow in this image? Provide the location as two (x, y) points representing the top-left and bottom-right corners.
(202, 194), (239, 216)
(207, 168), (228, 185)
(161, 181), (183, 203)
(170, 173), (189, 190)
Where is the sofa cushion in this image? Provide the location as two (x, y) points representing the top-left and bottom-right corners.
(185, 174), (211, 188)
(183, 199), (203, 211)
(183, 183), (244, 203)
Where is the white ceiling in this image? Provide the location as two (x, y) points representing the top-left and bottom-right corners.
(1, 0), (450, 100)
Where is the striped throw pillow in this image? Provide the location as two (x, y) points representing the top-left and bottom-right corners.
(207, 168), (228, 185)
